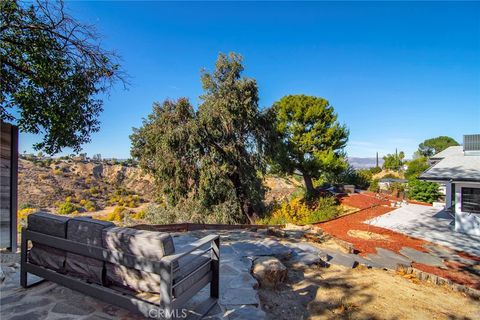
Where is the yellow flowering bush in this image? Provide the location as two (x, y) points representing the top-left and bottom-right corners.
(132, 209), (146, 220)
(259, 196), (340, 225)
(106, 206), (127, 222)
(18, 207), (37, 230)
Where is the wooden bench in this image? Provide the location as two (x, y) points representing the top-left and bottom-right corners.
(21, 212), (220, 319)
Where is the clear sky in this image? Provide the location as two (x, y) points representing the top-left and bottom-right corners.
(20, 1), (480, 159)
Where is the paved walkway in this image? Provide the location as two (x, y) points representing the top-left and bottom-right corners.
(366, 204), (480, 257)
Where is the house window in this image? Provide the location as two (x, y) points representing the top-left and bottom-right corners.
(461, 188), (480, 213)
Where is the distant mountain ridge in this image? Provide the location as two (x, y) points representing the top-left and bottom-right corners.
(348, 157), (384, 169)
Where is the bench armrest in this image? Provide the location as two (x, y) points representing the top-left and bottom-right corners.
(161, 234), (219, 265)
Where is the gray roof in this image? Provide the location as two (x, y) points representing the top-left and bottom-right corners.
(420, 146), (480, 182)
(429, 146), (463, 159)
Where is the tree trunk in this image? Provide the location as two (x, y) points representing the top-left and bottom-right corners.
(303, 174), (315, 195)
(230, 172), (257, 224)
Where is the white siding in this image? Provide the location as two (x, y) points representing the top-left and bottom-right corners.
(454, 182), (480, 236)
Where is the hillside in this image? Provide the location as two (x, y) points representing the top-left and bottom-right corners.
(18, 159), (155, 211)
(18, 159), (300, 213)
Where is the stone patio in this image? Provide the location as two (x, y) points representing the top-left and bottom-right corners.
(0, 229), (342, 320)
(1, 226), (475, 319)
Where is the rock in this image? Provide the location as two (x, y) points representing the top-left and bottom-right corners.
(51, 301), (95, 316)
(376, 248), (411, 263)
(226, 306), (266, 320)
(221, 288), (260, 306)
(291, 251), (327, 268)
(266, 228), (286, 238)
(284, 223), (311, 231)
(331, 238), (357, 254)
(327, 252), (359, 268)
(399, 247), (445, 267)
(9, 310), (48, 320)
(366, 248), (412, 270)
(252, 256), (287, 288)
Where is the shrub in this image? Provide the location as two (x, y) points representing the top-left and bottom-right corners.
(83, 200), (97, 212)
(258, 196), (340, 225)
(19, 203), (33, 210)
(388, 182), (406, 198)
(369, 166), (382, 174)
(114, 187), (130, 196)
(368, 179), (380, 192)
(132, 209), (146, 220)
(88, 186), (99, 196)
(143, 197), (242, 225)
(405, 157), (429, 179)
(106, 206), (127, 222)
(57, 200), (78, 215)
(17, 207), (37, 230)
(407, 179), (441, 204)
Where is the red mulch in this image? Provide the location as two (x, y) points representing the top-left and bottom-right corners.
(339, 193), (391, 209)
(318, 204), (427, 255)
(316, 193), (480, 289)
(362, 191), (433, 206)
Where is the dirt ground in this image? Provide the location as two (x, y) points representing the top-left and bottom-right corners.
(258, 261), (480, 320)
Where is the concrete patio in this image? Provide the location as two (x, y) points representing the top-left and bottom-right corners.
(366, 204), (480, 257)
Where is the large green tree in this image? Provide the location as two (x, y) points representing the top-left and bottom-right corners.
(383, 151), (405, 171)
(1, 0), (125, 154)
(269, 95), (349, 194)
(405, 156), (429, 179)
(197, 53), (270, 223)
(130, 98), (199, 205)
(131, 53), (270, 223)
(418, 136), (459, 157)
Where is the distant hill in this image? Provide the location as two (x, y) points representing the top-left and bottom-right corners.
(18, 159), (155, 210)
(348, 157), (384, 169)
(18, 158), (301, 212)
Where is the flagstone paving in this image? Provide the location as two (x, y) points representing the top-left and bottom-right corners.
(0, 229), (350, 320)
(1, 225), (478, 319)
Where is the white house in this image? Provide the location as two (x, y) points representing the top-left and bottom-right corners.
(419, 134), (480, 236)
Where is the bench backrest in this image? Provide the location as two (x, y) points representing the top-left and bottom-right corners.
(27, 212), (177, 292)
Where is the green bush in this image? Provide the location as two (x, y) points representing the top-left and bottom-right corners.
(388, 182), (406, 197)
(368, 179), (380, 192)
(369, 166), (382, 174)
(143, 197), (242, 225)
(84, 200), (97, 212)
(407, 179), (441, 204)
(405, 157), (429, 179)
(57, 201), (78, 215)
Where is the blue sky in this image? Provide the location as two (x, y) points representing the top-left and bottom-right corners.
(20, 1), (480, 159)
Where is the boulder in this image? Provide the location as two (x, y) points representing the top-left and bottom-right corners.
(252, 256), (287, 288)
